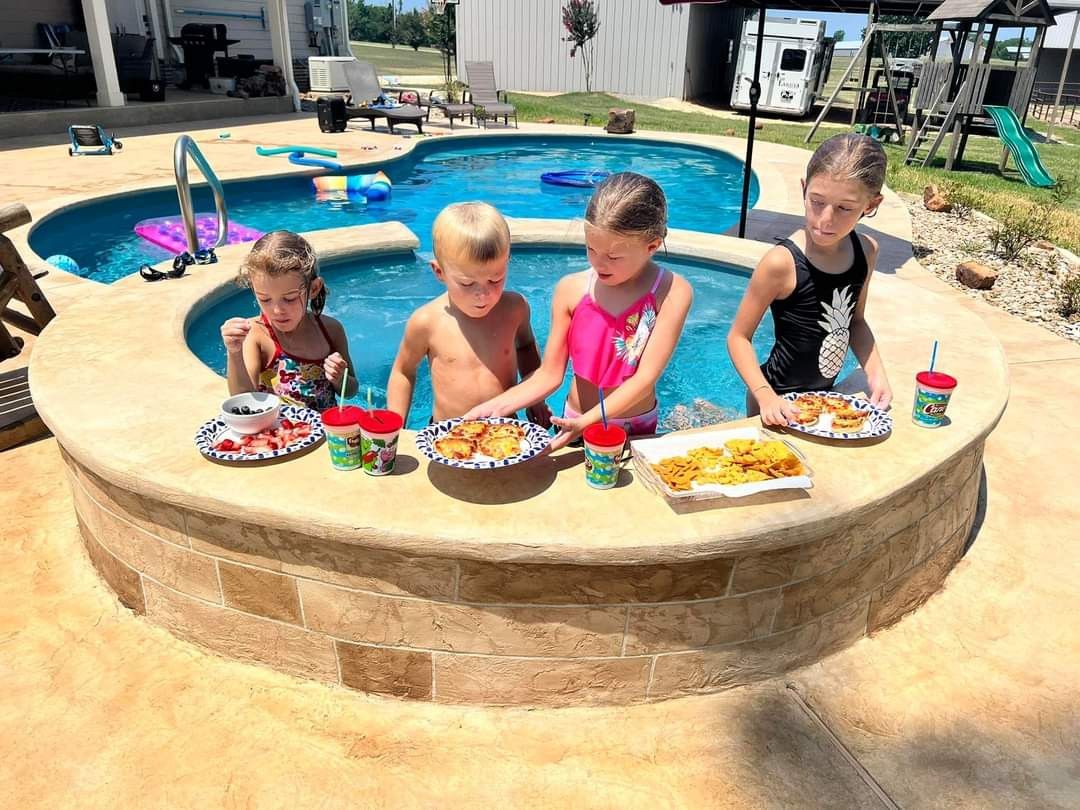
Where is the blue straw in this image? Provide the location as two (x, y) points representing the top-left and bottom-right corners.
(929, 340), (939, 373)
(598, 388), (608, 429)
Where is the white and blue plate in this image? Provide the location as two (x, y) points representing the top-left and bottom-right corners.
(781, 391), (892, 440)
(417, 417), (550, 470)
(195, 405), (325, 463)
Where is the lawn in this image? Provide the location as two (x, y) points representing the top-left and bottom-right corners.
(349, 41), (445, 76)
(507, 91), (1080, 253)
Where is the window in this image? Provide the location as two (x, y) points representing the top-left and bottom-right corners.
(781, 49), (807, 72)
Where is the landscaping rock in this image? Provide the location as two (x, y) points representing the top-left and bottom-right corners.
(923, 184), (952, 213)
(538, 117), (556, 124)
(1036, 240), (1056, 251)
(956, 261), (998, 290)
(754, 121), (764, 130)
(723, 128), (737, 137)
(605, 109), (635, 134)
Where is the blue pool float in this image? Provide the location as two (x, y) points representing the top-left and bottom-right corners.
(288, 152), (343, 171)
(540, 169), (611, 188)
(256, 145), (343, 172)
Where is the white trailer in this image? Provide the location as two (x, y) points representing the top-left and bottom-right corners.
(731, 17), (833, 117)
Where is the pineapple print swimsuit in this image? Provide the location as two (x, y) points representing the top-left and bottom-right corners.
(762, 232), (867, 394)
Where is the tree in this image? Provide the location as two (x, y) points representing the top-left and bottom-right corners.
(427, 4), (457, 87)
(561, 0), (600, 93)
(832, 30), (846, 43)
(401, 10), (427, 50)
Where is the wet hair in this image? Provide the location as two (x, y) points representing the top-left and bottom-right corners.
(585, 172), (668, 243)
(239, 230), (326, 315)
(432, 202), (511, 266)
(806, 133), (887, 198)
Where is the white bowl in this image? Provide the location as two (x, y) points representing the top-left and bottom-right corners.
(220, 392), (281, 435)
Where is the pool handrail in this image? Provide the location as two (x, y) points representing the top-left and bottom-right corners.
(173, 135), (229, 259)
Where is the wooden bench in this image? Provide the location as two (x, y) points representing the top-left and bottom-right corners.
(1, 203), (55, 361)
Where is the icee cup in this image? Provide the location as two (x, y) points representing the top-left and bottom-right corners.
(359, 409), (403, 476)
(321, 406), (365, 470)
(583, 423), (627, 490)
(912, 371), (957, 428)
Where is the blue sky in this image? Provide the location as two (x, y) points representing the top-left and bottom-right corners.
(397, 2), (867, 39)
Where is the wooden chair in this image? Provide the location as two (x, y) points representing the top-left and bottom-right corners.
(0, 203), (55, 361)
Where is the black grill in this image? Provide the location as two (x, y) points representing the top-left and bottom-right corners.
(168, 23), (240, 90)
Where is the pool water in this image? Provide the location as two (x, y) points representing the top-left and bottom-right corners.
(187, 247), (855, 428)
(31, 135), (757, 284)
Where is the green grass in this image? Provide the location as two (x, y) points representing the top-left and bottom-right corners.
(507, 91), (1080, 253)
(349, 41), (445, 75)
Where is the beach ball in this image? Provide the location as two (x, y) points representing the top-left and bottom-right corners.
(45, 254), (81, 274)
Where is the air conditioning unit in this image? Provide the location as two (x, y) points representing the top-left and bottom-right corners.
(308, 57), (354, 93)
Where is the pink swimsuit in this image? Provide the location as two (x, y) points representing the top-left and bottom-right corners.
(566, 268), (667, 434)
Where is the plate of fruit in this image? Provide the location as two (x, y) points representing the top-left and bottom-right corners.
(195, 393), (324, 462)
(416, 417), (550, 470)
(780, 391), (892, 440)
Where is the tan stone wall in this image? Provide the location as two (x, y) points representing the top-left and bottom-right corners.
(66, 443), (983, 707)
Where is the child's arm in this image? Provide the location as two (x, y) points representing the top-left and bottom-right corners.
(848, 236), (892, 409)
(547, 273), (694, 450)
(513, 296), (552, 427)
(465, 275), (580, 419)
(726, 248), (801, 427)
(222, 317), (263, 395)
(321, 317), (358, 398)
(386, 310), (430, 422)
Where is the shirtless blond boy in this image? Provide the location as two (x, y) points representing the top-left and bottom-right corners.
(387, 202), (550, 425)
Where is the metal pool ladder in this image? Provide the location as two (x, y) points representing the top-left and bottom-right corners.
(173, 134), (229, 263)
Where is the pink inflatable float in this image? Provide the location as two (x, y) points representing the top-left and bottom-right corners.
(134, 214), (263, 255)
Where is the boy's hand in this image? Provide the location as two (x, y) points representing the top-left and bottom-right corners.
(868, 373), (893, 410)
(548, 414), (587, 451)
(221, 318), (251, 354)
(324, 352), (347, 386)
(757, 391), (800, 427)
(526, 401), (552, 428)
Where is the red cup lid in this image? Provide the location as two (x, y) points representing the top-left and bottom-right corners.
(917, 371), (957, 390)
(321, 405), (365, 427)
(584, 423), (627, 448)
(358, 409), (403, 432)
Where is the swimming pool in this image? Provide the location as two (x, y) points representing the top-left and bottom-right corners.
(186, 247), (854, 428)
(31, 135), (757, 284)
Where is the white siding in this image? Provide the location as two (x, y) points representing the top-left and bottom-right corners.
(456, 0), (691, 98)
(1045, 12), (1079, 50)
(165, 0), (326, 60)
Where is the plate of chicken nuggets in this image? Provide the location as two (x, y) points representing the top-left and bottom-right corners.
(416, 417), (550, 469)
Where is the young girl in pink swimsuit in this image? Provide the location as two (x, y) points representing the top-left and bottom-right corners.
(220, 231), (357, 410)
(467, 173), (694, 450)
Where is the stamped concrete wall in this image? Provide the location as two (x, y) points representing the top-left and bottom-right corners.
(67, 443), (982, 707)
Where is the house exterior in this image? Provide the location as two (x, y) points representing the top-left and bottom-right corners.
(454, 0), (745, 100)
(1038, 11), (1080, 87)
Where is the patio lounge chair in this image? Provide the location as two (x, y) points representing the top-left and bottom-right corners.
(427, 98), (475, 129)
(341, 60), (425, 134)
(464, 61), (518, 128)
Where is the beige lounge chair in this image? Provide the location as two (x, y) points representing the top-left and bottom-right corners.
(464, 61), (518, 128)
(341, 60), (426, 134)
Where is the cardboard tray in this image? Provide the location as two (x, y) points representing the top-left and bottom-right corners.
(630, 426), (813, 502)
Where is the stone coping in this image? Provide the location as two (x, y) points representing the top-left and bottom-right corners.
(30, 218), (1008, 565)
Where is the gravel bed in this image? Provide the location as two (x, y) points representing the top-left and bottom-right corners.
(903, 194), (1080, 344)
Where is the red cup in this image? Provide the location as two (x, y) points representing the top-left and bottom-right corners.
(912, 371), (958, 428)
(321, 406), (365, 470)
(583, 423), (627, 489)
(358, 409), (404, 475)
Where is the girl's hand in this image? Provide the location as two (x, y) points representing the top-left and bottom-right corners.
(868, 373), (893, 411)
(464, 398), (507, 420)
(548, 414), (588, 451)
(324, 352), (347, 386)
(758, 391), (800, 427)
(526, 401), (553, 429)
(221, 318), (251, 354)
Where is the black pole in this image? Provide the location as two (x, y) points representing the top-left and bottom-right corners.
(738, 4), (766, 239)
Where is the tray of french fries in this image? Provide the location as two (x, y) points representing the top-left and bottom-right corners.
(630, 426), (813, 502)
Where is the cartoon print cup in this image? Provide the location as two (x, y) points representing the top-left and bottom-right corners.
(321, 406), (365, 470)
(583, 423), (627, 490)
(359, 409), (404, 476)
(912, 371), (957, 428)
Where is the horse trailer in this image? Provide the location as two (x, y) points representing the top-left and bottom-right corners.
(731, 17), (834, 117)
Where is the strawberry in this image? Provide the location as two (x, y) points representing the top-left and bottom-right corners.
(280, 419), (294, 430)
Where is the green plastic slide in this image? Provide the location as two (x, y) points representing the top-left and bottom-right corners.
(983, 105), (1055, 188)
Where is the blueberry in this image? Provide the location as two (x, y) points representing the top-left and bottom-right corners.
(231, 407), (241, 414)
(240, 406), (252, 415)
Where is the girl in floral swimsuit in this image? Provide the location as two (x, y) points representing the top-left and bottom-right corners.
(220, 231), (357, 411)
(467, 172), (694, 450)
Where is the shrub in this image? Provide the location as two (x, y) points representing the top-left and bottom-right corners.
(944, 183), (979, 220)
(1060, 273), (1080, 318)
(989, 203), (1051, 262)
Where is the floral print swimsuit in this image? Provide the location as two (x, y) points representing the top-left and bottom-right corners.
(257, 313), (338, 411)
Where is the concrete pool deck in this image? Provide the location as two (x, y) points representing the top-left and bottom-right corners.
(2, 115), (1079, 804)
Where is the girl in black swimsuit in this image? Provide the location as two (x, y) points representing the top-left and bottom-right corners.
(727, 133), (894, 427)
